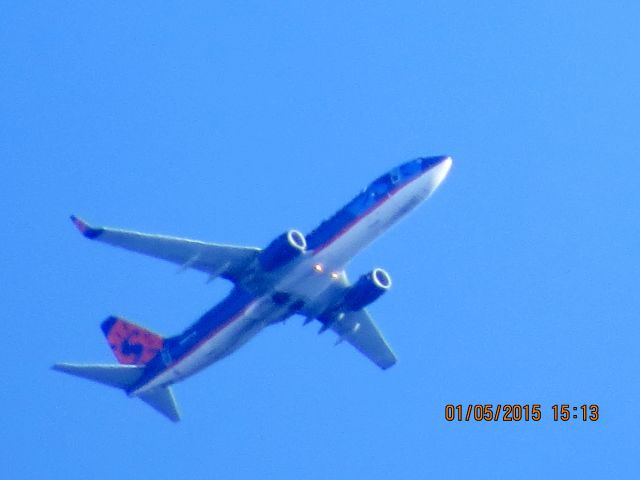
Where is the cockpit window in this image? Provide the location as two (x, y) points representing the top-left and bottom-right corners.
(400, 160), (421, 178)
(369, 174), (392, 196)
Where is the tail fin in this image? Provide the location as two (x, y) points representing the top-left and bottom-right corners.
(53, 363), (181, 422)
(101, 316), (164, 365)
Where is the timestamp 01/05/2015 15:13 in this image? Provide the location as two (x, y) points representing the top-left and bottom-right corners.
(444, 404), (600, 422)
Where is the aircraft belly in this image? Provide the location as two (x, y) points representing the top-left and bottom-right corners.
(135, 297), (289, 393)
(166, 314), (263, 381)
(273, 175), (433, 304)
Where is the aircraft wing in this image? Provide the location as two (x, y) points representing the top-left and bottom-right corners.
(328, 308), (397, 370)
(70, 216), (260, 283)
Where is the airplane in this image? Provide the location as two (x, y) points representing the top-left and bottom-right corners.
(54, 155), (453, 421)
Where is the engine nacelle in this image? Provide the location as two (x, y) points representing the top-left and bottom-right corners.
(343, 268), (392, 311)
(259, 229), (307, 271)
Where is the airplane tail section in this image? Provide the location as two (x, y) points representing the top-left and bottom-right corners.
(53, 318), (180, 422)
(52, 363), (182, 422)
(139, 386), (181, 422)
(101, 316), (164, 365)
(52, 363), (144, 389)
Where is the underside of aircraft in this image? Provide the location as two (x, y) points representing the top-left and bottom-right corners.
(54, 155), (453, 421)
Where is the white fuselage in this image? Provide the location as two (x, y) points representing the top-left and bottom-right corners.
(132, 158), (452, 395)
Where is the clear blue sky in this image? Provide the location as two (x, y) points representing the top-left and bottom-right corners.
(3, 2), (639, 478)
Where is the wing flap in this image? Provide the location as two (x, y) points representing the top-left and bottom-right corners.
(330, 308), (397, 369)
(70, 216), (260, 282)
(301, 271), (397, 370)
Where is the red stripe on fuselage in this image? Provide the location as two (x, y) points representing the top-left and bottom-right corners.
(136, 299), (258, 392)
(312, 170), (427, 255)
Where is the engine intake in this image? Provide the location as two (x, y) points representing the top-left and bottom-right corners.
(343, 268), (392, 311)
(259, 229), (307, 271)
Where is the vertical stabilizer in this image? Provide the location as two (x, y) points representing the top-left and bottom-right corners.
(101, 316), (164, 365)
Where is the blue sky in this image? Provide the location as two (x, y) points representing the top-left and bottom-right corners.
(2, 2), (639, 478)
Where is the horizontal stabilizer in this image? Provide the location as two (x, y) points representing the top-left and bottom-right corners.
(52, 363), (144, 389)
(53, 363), (181, 422)
(139, 387), (181, 422)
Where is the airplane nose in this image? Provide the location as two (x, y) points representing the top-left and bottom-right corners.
(421, 155), (452, 172)
(434, 156), (452, 184)
(437, 156), (453, 177)
(422, 156), (453, 193)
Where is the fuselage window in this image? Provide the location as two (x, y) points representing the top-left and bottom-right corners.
(390, 168), (401, 185)
(161, 350), (172, 365)
(370, 174), (392, 198)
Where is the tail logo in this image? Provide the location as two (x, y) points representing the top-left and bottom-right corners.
(101, 317), (164, 365)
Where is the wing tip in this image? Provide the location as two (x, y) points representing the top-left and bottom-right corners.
(380, 358), (397, 370)
(70, 214), (103, 239)
(51, 362), (65, 373)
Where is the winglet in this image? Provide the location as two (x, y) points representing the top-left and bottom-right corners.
(70, 215), (103, 239)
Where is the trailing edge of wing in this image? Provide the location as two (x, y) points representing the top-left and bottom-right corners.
(70, 215), (260, 283)
(330, 309), (397, 370)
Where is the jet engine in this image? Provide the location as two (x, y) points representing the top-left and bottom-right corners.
(343, 268), (392, 311)
(259, 229), (307, 271)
